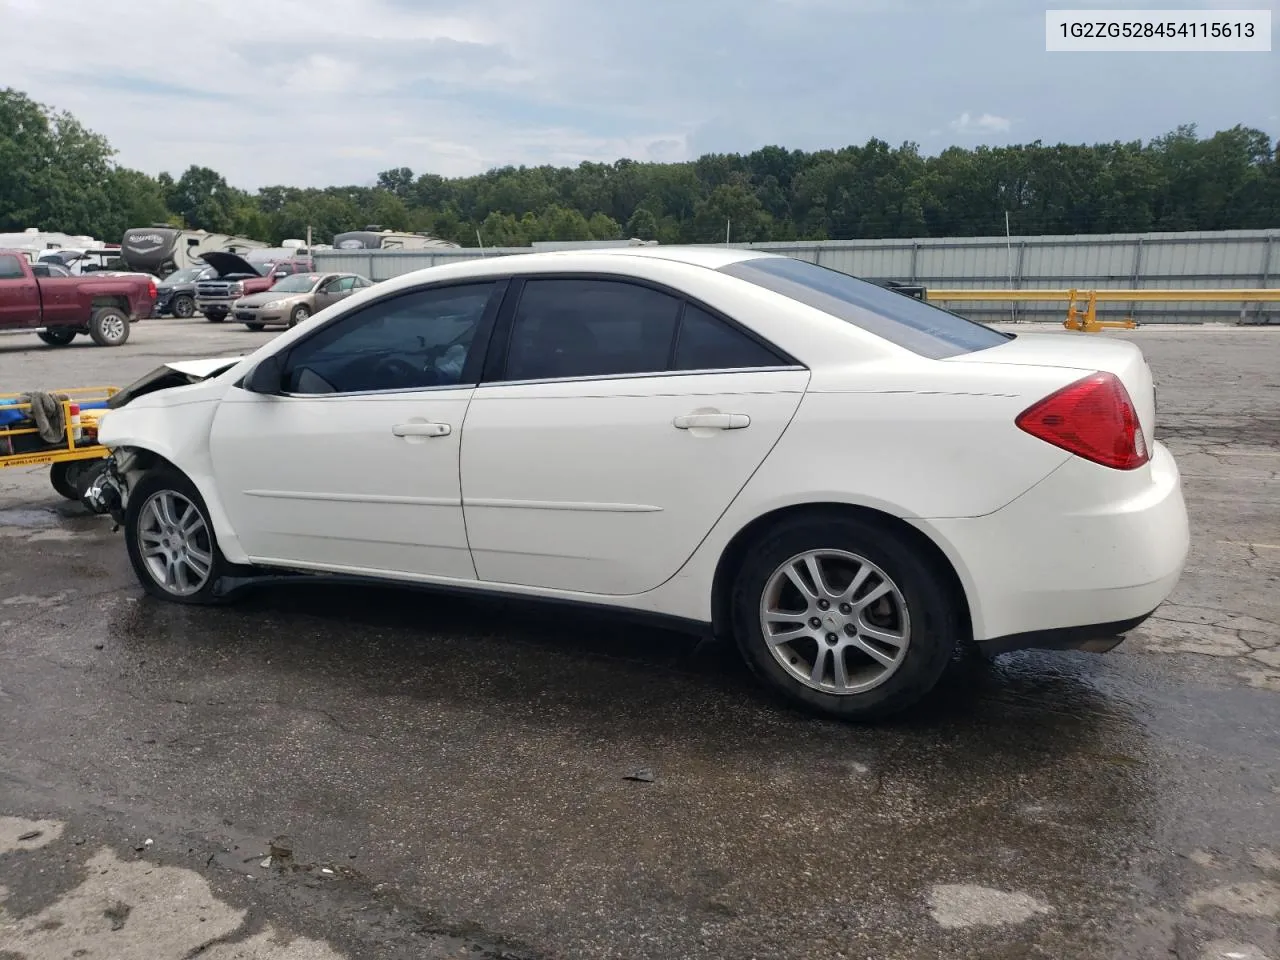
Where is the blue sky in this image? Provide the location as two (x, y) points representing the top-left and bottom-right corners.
(1, 0), (1275, 189)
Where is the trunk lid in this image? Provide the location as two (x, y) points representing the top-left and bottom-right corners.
(946, 333), (1156, 443)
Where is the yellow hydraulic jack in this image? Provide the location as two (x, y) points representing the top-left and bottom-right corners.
(1063, 289), (1138, 332)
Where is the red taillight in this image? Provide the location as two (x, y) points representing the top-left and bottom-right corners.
(148, 280), (157, 298)
(1016, 372), (1149, 470)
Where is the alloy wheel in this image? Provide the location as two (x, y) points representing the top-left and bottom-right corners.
(99, 313), (126, 343)
(137, 490), (214, 597)
(759, 549), (911, 694)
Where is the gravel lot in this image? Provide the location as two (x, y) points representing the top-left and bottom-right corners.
(0, 317), (1277, 960)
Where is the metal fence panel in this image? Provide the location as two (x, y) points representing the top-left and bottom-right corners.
(316, 229), (1280, 324)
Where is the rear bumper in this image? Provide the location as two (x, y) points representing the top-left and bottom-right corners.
(917, 441), (1189, 647)
(976, 610), (1156, 658)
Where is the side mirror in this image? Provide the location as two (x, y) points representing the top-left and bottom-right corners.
(244, 354), (285, 395)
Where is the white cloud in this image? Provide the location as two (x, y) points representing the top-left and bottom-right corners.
(949, 112), (1013, 135)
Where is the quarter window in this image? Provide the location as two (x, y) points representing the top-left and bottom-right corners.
(673, 304), (782, 370)
(282, 282), (497, 395)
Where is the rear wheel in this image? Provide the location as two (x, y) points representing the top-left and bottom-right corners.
(731, 515), (959, 721)
(288, 304), (310, 328)
(171, 294), (195, 318)
(124, 469), (226, 604)
(38, 328), (77, 346)
(88, 307), (130, 346)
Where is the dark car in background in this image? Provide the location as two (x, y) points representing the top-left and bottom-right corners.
(152, 264), (217, 318)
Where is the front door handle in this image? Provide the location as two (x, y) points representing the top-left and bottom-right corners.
(392, 422), (451, 438)
(673, 413), (750, 430)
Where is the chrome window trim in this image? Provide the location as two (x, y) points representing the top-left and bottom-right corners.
(271, 363), (809, 400)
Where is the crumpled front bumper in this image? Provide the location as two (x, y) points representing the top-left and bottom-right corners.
(83, 455), (127, 526)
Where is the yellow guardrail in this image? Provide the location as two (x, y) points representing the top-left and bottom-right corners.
(925, 287), (1280, 331)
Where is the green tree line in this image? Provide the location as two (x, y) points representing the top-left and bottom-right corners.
(3, 87), (1278, 248)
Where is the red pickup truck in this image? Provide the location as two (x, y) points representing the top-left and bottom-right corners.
(0, 249), (156, 347)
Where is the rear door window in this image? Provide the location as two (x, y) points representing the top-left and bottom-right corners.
(720, 256), (1011, 359)
(0, 255), (26, 280)
(503, 279), (681, 381)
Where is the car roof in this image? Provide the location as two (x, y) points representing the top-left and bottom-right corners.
(500, 245), (773, 271)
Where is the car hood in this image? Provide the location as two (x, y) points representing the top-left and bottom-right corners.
(107, 356), (245, 409)
(167, 357), (243, 378)
(199, 251), (261, 277)
(238, 290), (307, 307)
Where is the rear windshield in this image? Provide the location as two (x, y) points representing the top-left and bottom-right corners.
(720, 256), (1011, 359)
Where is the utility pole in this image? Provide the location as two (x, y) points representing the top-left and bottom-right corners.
(1005, 210), (1015, 322)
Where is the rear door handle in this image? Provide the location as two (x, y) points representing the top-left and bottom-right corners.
(672, 413), (750, 430)
(392, 422), (451, 438)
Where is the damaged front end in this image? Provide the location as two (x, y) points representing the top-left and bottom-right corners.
(82, 450), (136, 527)
(80, 356), (243, 526)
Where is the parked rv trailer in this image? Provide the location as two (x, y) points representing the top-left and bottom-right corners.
(0, 228), (100, 257)
(332, 228), (458, 251)
(120, 227), (267, 277)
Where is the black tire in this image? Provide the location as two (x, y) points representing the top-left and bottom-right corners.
(288, 304), (310, 328)
(171, 294), (195, 318)
(124, 468), (226, 604)
(88, 306), (130, 346)
(730, 515), (960, 721)
(50, 459), (105, 500)
(205, 311), (227, 323)
(244, 322), (265, 332)
(38, 328), (77, 346)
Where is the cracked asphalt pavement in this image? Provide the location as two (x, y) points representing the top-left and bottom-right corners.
(0, 320), (1277, 959)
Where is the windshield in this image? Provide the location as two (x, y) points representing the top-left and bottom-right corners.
(720, 256), (1012, 360)
(164, 267), (207, 283)
(270, 273), (322, 293)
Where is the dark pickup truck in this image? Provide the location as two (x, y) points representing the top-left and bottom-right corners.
(0, 250), (156, 347)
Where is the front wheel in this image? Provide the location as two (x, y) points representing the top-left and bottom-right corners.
(124, 469), (226, 604)
(38, 328), (77, 346)
(288, 304), (310, 328)
(88, 307), (130, 346)
(731, 515), (960, 721)
(244, 322), (265, 332)
(205, 310), (227, 323)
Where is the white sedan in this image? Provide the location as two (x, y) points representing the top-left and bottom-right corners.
(92, 247), (1189, 719)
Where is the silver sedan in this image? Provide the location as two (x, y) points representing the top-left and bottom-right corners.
(232, 273), (374, 330)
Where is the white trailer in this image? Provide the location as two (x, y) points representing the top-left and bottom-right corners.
(120, 227), (267, 278)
